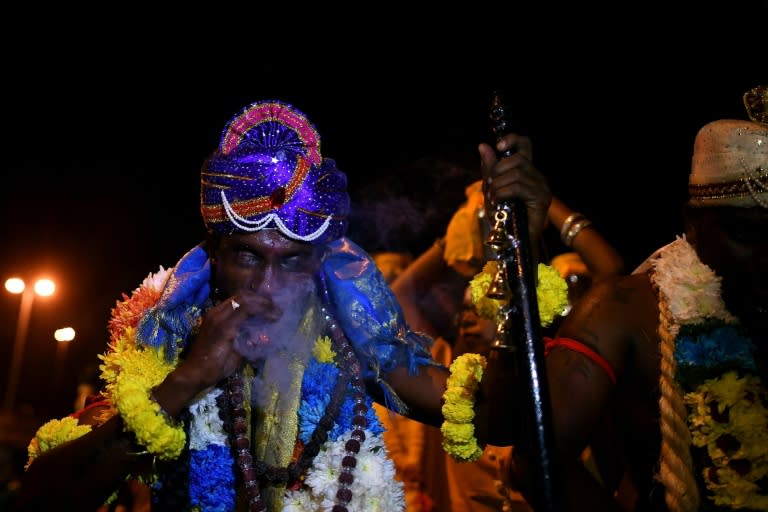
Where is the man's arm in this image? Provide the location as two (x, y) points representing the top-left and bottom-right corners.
(381, 132), (553, 429)
(16, 293), (260, 510)
(16, 413), (143, 511)
(547, 195), (625, 279)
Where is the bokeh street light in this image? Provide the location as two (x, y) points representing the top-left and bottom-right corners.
(3, 277), (56, 411)
(53, 327), (76, 388)
(54, 327), (75, 342)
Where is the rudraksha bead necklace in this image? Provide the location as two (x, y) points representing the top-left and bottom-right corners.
(227, 307), (369, 512)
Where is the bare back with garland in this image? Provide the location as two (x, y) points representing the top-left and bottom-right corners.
(509, 90), (768, 511)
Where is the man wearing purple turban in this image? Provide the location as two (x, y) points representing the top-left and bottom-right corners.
(17, 100), (553, 511)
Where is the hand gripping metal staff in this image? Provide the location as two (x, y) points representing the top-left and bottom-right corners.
(482, 91), (565, 512)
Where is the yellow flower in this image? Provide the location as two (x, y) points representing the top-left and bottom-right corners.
(100, 326), (185, 460)
(447, 353), (485, 388)
(684, 372), (768, 509)
(441, 421), (477, 443)
(536, 263), (569, 327)
(442, 438), (483, 462)
(312, 335), (335, 364)
(441, 353), (487, 462)
(26, 417), (92, 469)
(441, 392), (475, 423)
(470, 262), (568, 327)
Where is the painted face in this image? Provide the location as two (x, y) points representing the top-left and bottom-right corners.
(213, 230), (325, 361)
(214, 230), (324, 296)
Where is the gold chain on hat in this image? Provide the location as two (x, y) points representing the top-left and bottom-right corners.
(744, 85), (768, 126)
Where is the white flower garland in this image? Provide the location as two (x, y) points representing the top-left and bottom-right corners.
(103, 263), (406, 511)
(188, 388), (227, 450)
(652, 236), (768, 511)
(287, 429), (404, 511)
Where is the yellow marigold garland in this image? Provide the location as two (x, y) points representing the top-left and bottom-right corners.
(441, 353), (487, 462)
(99, 326), (184, 460)
(25, 417), (92, 470)
(25, 416), (123, 505)
(24, 265), (178, 508)
(445, 263), (567, 463)
(536, 263), (570, 327)
(470, 261), (568, 328)
(684, 372), (768, 510)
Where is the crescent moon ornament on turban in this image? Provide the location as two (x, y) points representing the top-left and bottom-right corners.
(200, 100), (350, 243)
(142, 100), (437, 414)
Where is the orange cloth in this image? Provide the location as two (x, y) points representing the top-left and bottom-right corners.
(443, 181), (485, 277)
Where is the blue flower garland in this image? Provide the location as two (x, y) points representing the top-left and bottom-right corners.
(675, 321), (758, 388)
(190, 444), (235, 511)
(298, 355), (384, 445)
(107, 245), (404, 510)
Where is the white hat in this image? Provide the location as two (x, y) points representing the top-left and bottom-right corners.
(688, 86), (768, 208)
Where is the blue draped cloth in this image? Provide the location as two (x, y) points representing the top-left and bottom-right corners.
(135, 237), (437, 414)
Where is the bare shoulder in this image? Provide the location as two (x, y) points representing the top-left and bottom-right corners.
(556, 272), (659, 375)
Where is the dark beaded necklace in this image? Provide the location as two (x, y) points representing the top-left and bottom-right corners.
(227, 307), (369, 512)
(327, 316), (369, 512)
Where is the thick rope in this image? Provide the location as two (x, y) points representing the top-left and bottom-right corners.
(656, 293), (700, 512)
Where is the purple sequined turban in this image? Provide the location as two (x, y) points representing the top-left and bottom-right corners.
(200, 100), (349, 244)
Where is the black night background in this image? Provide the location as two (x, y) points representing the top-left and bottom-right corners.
(1, 4), (765, 432)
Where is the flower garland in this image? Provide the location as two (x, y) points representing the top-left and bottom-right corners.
(441, 262), (567, 463)
(100, 326), (185, 460)
(441, 353), (487, 462)
(652, 237), (768, 510)
(298, 337), (384, 445)
(25, 417), (92, 469)
(98, 264), (186, 461)
(470, 261), (568, 327)
(179, 334), (396, 511)
(26, 261), (404, 511)
(98, 264), (402, 511)
(286, 428), (404, 510)
(188, 385), (236, 510)
(24, 267), (175, 505)
(25, 416), (124, 506)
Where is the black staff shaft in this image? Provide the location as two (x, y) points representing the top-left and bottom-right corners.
(486, 92), (565, 512)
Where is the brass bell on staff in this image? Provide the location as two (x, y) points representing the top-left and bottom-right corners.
(485, 206), (515, 349)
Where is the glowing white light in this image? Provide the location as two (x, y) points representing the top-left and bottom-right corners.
(5, 278), (25, 294)
(33, 279), (55, 296)
(54, 327), (76, 342)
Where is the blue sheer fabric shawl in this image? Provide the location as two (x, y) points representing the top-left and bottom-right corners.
(135, 238), (437, 415)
